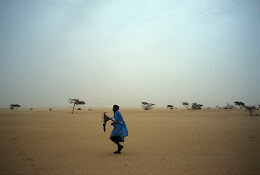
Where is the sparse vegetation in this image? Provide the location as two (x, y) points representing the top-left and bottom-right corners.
(141, 102), (155, 110)
(68, 98), (86, 114)
(167, 105), (174, 110)
(223, 103), (235, 109)
(234, 101), (245, 109)
(10, 104), (21, 111)
(190, 102), (203, 110)
(182, 102), (189, 109)
(245, 106), (257, 116)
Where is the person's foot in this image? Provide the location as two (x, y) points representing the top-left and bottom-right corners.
(114, 150), (121, 154)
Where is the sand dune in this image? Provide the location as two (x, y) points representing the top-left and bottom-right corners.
(0, 108), (259, 175)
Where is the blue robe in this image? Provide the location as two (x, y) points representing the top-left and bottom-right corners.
(110, 111), (128, 142)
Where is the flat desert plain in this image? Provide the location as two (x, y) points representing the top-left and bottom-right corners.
(0, 108), (259, 175)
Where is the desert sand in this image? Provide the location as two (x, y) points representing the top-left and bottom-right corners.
(0, 108), (259, 175)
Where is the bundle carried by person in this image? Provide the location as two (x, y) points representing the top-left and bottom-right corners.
(102, 112), (110, 132)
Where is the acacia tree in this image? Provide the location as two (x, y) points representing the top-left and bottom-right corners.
(245, 106), (256, 116)
(182, 102), (189, 109)
(234, 101), (245, 109)
(68, 98), (85, 114)
(141, 102), (155, 110)
(191, 102), (203, 110)
(10, 104), (21, 111)
(167, 105), (174, 110)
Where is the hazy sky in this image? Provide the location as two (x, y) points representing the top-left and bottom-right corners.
(0, 0), (259, 108)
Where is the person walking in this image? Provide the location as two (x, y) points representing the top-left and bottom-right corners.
(109, 105), (128, 153)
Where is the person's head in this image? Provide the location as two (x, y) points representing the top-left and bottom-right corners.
(113, 105), (119, 112)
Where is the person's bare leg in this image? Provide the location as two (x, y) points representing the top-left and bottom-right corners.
(113, 143), (124, 153)
(118, 143), (124, 152)
(110, 137), (124, 153)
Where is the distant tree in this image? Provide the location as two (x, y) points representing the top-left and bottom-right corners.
(167, 105), (174, 110)
(30, 108), (33, 110)
(216, 105), (220, 109)
(182, 102), (189, 109)
(191, 102), (203, 110)
(141, 102), (155, 110)
(68, 98), (86, 114)
(77, 108), (81, 110)
(245, 106), (256, 116)
(234, 101), (245, 109)
(10, 104), (21, 111)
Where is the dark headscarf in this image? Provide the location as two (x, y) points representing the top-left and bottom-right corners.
(113, 105), (119, 112)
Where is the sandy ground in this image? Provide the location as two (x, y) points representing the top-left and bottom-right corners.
(0, 108), (259, 175)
